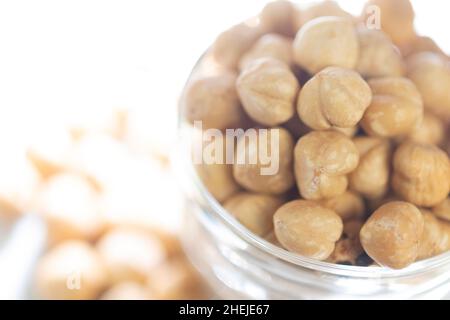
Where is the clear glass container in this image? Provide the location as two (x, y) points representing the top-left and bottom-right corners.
(174, 53), (450, 300)
(175, 122), (450, 300)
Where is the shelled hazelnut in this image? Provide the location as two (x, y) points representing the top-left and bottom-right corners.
(320, 191), (365, 221)
(297, 67), (371, 130)
(239, 34), (293, 70)
(273, 200), (343, 260)
(349, 137), (391, 200)
(360, 201), (424, 269)
(237, 58), (300, 126)
(407, 52), (450, 122)
(356, 27), (405, 78)
(392, 141), (450, 207)
(184, 72), (243, 130)
(233, 127), (295, 194)
(293, 16), (359, 74)
(224, 192), (285, 236)
(362, 0), (416, 47)
(294, 130), (359, 200)
(361, 77), (423, 137)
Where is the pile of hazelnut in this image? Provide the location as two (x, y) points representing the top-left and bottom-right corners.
(183, 0), (450, 269)
(0, 109), (210, 299)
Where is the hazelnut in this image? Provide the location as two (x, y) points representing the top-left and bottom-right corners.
(392, 141), (450, 207)
(36, 173), (104, 245)
(297, 67), (372, 130)
(96, 227), (167, 284)
(400, 36), (446, 58)
(224, 192), (285, 236)
(212, 22), (263, 69)
(362, 0), (415, 46)
(184, 72), (243, 130)
(273, 200), (343, 260)
(360, 201), (424, 269)
(294, 130), (359, 200)
(293, 16), (359, 74)
(259, 1), (297, 37)
(403, 112), (445, 146)
(100, 282), (152, 300)
(437, 220), (450, 253)
(233, 127), (295, 194)
(320, 191), (365, 221)
(349, 137), (391, 199)
(407, 52), (450, 122)
(328, 219), (364, 265)
(356, 27), (405, 78)
(300, 1), (353, 26)
(418, 210), (444, 260)
(239, 34), (293, 70)
(34, 241), (107, 300)
(432, 198), (450, 222)
(147, 257), (209, 300)
(237, 58), (300, 126)
(361, 77), (423, 137)
(195, 133), (240, 203)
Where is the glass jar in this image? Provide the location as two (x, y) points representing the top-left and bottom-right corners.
(174, 122), (450, 300)
(174, 55), (450, 300)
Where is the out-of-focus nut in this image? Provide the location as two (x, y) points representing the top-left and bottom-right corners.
(362, 0), (415, 46)
(300, 1), (353, 26)
(356, 27), (405, 77)
(418, 210), (443, 260)
(273, 200), (343, 260)
(100, 282), (152, 300)
(327, 219), (364, 265)
(400, 36), (446, 58)
(184, 72), (243, 130)
(402, 112), (445, 146)
(294, 130), (359, 200)
(147, 257), (209, 300)
(26, 126), (73, 178)
(360, 201), (424, 269)
(361, 77), (423, 137)
(392, 141), (450, 207)
(259, 1), (297, 36)
(239, 34), (293, 70)
(237, 58), (300, 126)
(349, 137), (391, 199)
(0, 155), (40, 220)
(407, 52), (450, 122)
(212, 22), (264, 69)
(224, 192), (285, 236)
(297, 67), (371, 130)
(36, 173), (104, 245)
(233, 127), (295, 194)
(96, 227), (167, 284)
(293, 16), (358, 74)
(432, 198), (450, 222)
(34, 241), (107, 300)
(321, 191), (365, 221)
